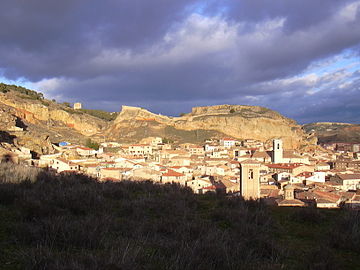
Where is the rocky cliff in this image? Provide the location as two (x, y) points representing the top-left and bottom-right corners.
(108, 105), (317, 149)
(0, 92), (106, 136)
(0, 83), (318, 155)
(0, 86), (108, 156)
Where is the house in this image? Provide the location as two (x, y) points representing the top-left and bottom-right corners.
(236, 154), (252, 162)
(161, 170), (186, 185)
(186, 177), (213, 194)
(337, 174), (360, 191)
(160, 149), (189, 159)
(315, 162), (331, 171)
(189, 145), (205, 156)
(251, 151), (272, 163)
(260, 173), (276, 184)
(260, 185), (280, 198)
(126, 144), (152, 156)
(132, 168), (162, 182)
(316, 198), (339, 208)
(219, 179), (240, 193)
(114, 158), (137, 168)
(303, 171), (326, 183)
(100, 168), (132, 181)
(170, 166), (193, 180)
(82, 164), (101, 178)
(76, 147), (96, 157)
(208, 149), (229, 159)
(282, 151), (309, 164)
(38, 153), (62, 167)
(50, 158), (79, 173)
(168, 156), (191, 166)
(220, 138), (237, 148)
(267, 163), (314, 176)
(276, 184), (305, 207)
(205, 144), (219, 153)
(296, 189), (341, 208)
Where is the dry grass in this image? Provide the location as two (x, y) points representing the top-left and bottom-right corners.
(0, 164), (282, 270)
(0, 163), (359, 269)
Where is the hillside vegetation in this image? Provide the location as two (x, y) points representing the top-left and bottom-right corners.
(0, 82), (116, 122)
(79, 109), (119, 121)
(303, 122), (360, 143)
(0, 83), (44, 100)
(0, 164), (360, 269)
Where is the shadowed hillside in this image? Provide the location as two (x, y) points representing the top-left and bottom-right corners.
(303, 122), (360, 143)
(0, 164), (359, 269)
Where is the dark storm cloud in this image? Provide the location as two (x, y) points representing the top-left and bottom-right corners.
(0, 0), (196, 79)
(0, 0), (360, 123)
(205, 0), (351, 31)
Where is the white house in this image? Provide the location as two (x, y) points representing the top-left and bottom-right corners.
(76, 147), (97, 157)
(220, 138), (237, 148)
(50, 158), (79, 173)
(186, 177), (213, 194)
(338, 174), (360, 191)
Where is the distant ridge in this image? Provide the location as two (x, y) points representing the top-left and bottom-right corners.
(303, 122), (360, 143)
(107, 104), (317, 149)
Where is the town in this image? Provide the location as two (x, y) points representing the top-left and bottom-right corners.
(6, 135), (360, 209)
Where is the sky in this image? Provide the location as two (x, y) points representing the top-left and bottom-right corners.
(0, 0), (360, 124)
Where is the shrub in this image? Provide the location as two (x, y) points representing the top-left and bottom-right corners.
(0, 163), (41, 184)
(330, 210), (360, 252)
(0, 164), (284, 269)
(0, 83), (43, 99)
(79, 109), (119, 121)
(85, 138), (100, 150)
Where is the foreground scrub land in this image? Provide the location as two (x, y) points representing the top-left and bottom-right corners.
(0, 164), (359, 270)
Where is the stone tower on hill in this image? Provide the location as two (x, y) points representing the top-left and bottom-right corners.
(73, 102), (82, 110)
(240, 160), (261, 200)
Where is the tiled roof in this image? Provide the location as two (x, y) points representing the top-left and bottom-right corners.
(267, 163), (304, 169)
(338, 174), (360, 180)
(162, 170), (184, 177)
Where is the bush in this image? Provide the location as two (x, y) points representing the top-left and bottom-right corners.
(330, 210), (360, 252)
(85, 138), (100, 150)
(0, 83), (43, 99)
(80, 109), (119, 121)
(0, 164), (283, 269)
(0, 163), (41, 184)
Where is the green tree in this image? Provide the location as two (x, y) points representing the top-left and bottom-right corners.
(162, 137), (174, 144)
(85, 138), (100, 150)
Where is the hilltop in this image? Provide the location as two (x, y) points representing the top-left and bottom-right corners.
(106, 105), (317, 149)
(0, 83), (110, 156)
(0, 83), (318, 156)
(303, 122), (360, 143)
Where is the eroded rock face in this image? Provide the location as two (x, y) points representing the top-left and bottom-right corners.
(0, 92), (108, 155)
(110, 105), (317, 149)
(0, 93), (106, 136)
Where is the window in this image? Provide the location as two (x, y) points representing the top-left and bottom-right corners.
(277, 143), (280, 150)
(248, 169), (254, 179)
